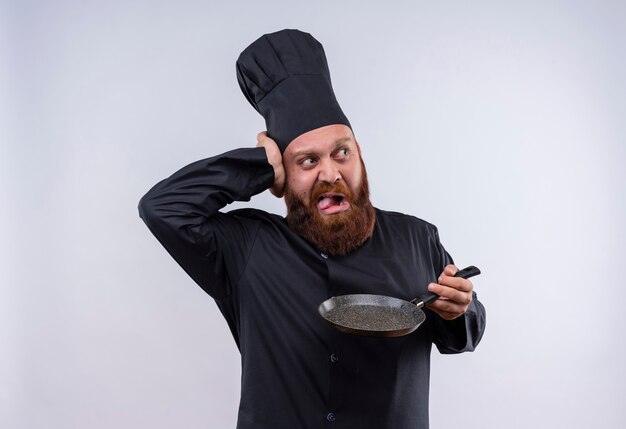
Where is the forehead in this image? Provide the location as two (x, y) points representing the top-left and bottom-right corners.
(284, 124), (355, 159)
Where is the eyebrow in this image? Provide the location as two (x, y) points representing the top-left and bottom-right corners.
(291, 137), (353, 158)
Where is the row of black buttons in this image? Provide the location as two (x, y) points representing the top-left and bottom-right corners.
(323, 252), (334, 423)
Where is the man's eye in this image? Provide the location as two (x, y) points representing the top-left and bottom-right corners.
(336, 148), (349, 158)
(302, 158), (316, 166)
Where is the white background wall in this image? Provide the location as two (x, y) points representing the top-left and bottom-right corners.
(2, 0), (625, 428)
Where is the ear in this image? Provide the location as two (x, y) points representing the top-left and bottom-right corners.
(356, 141), (363, 158)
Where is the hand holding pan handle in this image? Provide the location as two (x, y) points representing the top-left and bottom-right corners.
(417, 265), (482, 308)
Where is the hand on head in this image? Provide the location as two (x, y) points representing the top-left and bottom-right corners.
(256, 132), (285, 197)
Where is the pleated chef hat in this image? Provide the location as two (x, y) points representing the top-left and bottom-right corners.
(236, 29), (351, 152)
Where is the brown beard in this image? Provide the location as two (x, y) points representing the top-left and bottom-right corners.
(284, 160), (376, 256)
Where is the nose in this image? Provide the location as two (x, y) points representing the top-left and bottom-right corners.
(318, 159), (341, 184)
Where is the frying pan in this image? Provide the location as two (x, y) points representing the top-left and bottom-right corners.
(318, 266), (481, 337)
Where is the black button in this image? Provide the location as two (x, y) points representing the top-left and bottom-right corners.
(330, 353), (339, 363)
(320, 252), (328, 259)
(326, 412), (336, 422)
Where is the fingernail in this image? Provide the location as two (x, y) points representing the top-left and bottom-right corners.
(428, 283), (436, 291)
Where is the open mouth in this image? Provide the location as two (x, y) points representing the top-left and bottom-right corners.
(317, 192), (350, 215)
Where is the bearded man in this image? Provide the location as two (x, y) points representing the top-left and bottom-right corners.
(139, 29), (486, 429)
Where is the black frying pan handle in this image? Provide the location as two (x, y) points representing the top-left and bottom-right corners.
(455, 265), (481, 279)
(419, 265), (482, 306)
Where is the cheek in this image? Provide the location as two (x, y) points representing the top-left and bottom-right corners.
(287, 173), (314, 205)
(343, 163), (363, 194)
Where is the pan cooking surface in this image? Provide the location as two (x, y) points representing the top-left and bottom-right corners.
(324, 304), (418, 331)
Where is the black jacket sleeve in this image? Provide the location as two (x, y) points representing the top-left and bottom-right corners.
(138, 147), (275, 299)
(427, 227), (487, 354)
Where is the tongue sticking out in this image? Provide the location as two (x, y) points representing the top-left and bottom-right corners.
(318, 195), (350, 215)
(318, 197), (336, 210)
